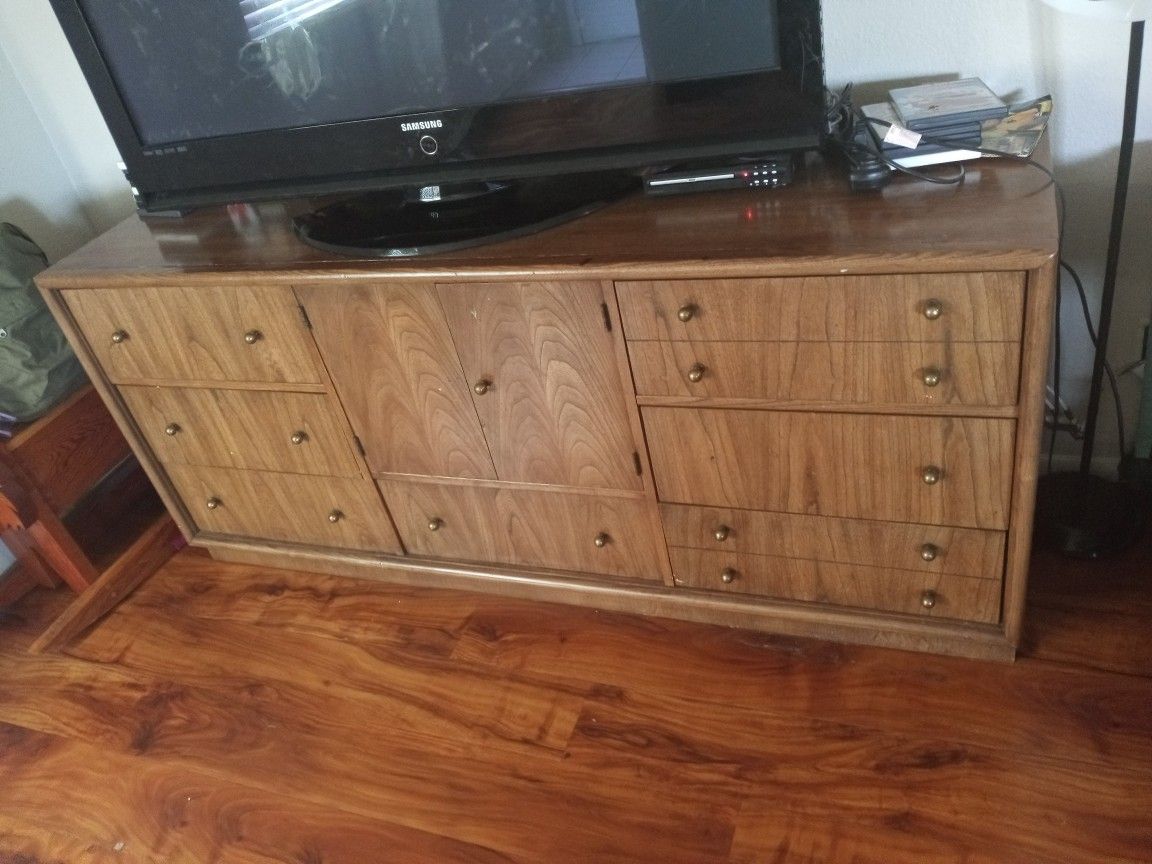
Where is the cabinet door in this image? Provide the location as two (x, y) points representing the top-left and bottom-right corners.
(297, 284), (496, 480)
(437, 281), (642, 491)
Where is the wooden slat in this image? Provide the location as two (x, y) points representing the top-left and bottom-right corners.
(28, 514), (177, 654)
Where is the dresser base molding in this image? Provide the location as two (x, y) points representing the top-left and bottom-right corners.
(198, 535), (1017, 662)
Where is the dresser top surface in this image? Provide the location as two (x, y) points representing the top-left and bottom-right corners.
(40, 151), (1059, 289)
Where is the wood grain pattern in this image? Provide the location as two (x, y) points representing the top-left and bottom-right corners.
(660, 504), (1006, 579)
(119, 385), (362, 478)
(2, 531), (1149, 864)
(6, 385), (132, 513)
(627, 340), (1021, 407)
(668, 547), (1001, 624)
(166, 465), (402, 553)
(643, 408), (1016, 529)
(437, 280), (643, 491)
(378, 477), (666, 582)
(297, 282), (497, 480)
(616, 273), (1025, 342)
(62, 285), (321, 386)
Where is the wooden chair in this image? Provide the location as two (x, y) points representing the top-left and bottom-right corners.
(1, 384), (176, 651)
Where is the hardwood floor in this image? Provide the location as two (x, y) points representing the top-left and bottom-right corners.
(1, 535), (1150, 863)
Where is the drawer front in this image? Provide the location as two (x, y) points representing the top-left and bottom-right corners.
(617, 273), (1024, 343)
(644, 408), (1015, 529)
(378, 479), (665, 582)
(122, 386), (362, 478)
(167, 465), (401, 553)
(661, 504), (1006, 579)
(63, 285), (321, 385)
(628, 341), (1021, 407)
(669, 548), (1002, 624)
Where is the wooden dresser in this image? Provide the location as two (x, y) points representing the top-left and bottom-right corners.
(36, 154), (1058, 660)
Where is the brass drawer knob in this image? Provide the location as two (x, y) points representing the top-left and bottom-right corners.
(427, 517), (444, 532)
(920, 543), (940, 562)
(594, 532), (611, 548)
(205, 497), (222, 510)
(687, 363), (707, 383)
(328, 509), (344, 523)
(164, 423), (181, 437)
(922, 368), (942, 388)
(473, 379), (492, 396)
(721, 567), (738, 584)
(110, 329), (129, 344)
(677, 304), (697, 323)
(243, 329), (264, 344)
(921, 589), (938, 610)
(713, 525), (730, 542)
(923, 299), (943, 321)
(922, 465), (942, 486)
(290, 431), (309, 445)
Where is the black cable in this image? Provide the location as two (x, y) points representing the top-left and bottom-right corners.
(1061, 259), (1127, 457)
(1050, 268), (1062, 471)
(857, 103), (1129, 461)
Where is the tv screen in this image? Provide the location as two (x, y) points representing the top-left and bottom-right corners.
(82, 0), (784, 148)
(51, 0), (825, 233)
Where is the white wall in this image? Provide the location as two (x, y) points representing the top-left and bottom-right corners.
(823, 0), (1152, 466)
(0, 0), (1148, 462)
(0, 2), (133, 261)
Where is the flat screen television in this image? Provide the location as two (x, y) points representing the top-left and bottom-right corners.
(50, 0), (825, 255)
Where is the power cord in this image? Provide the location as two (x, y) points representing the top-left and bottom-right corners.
(826, 85), (1126, 465)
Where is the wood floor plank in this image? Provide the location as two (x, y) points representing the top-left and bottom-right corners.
(450, 601), (1152, 773)
(0, 657), (732, 864)
(560, 689), (1152, 864)
(0, 722), (522, 864)
(122, 549), (480, 657)
(67, 597), (584, 756)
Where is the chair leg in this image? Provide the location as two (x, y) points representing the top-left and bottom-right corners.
(26, 507), (98, 593)
(1, 530), (59, 588)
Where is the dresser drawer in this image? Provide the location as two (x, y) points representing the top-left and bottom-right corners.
(63, 285), (321, 385)
(661, 504), (1006, 579)
(121, 386), (363, 478)
(669, 548), (1002, 624)
(378, 479), (665, 582)
(628, 341), (1020, 407)
(644, 408), (1015, 529)
(616, 273), (1024, 343)
(167, 465), (401, 553)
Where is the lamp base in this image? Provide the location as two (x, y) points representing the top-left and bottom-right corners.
(1033, 471), (1147, 559)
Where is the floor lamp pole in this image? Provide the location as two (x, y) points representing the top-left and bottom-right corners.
(1080, 19), (1144, 474)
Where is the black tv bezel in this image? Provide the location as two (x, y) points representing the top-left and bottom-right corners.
(50, 0), (825, 212)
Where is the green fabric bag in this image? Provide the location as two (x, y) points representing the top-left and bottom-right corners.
(0, 223), (87, 421)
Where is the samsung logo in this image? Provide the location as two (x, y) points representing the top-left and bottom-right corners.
(401, 119), (443, 132)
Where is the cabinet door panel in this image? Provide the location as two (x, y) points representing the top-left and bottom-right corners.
(298, 284), (496, 480)
(437, 281), (641, 491)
